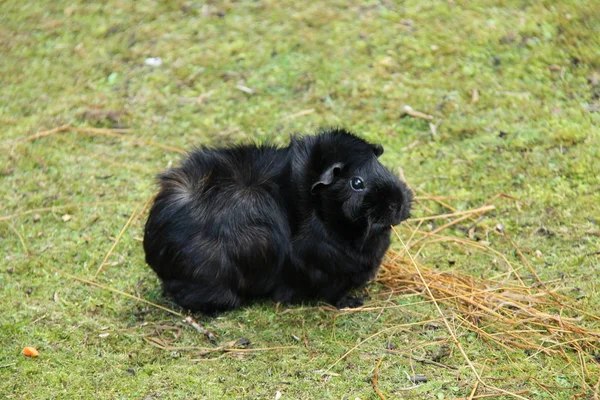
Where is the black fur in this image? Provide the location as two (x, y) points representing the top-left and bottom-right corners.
(143, 128), (412, 313)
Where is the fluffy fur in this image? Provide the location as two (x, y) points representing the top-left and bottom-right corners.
(143, 128), (412, 313)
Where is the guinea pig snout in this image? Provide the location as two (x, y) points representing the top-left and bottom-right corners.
(387, 185), (412, 225)
(388, 200), (405, 224)
(388, 202), (402, 214)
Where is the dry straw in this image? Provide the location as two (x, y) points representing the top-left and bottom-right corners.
(370, 193), (600, 399)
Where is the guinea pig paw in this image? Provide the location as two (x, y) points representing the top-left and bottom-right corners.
(272, 286), (295, 305)
(335, 295), (364, 309)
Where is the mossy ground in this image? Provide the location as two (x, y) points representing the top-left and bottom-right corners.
(1, 1), (599, 399)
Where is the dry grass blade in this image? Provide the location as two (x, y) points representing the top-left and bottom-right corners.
(7, 125), (186, 154)
(3, 221), (29, 255)
(407, 205), (495, 223)
(281, 108), (315, 120)
(94, 203), (141, 279)
(52, 267), (185, 318)
(91, 195), (153, 281)
(8, 124), (71, 146)
(406, 213), (483, 251)
(451, 390), (530, 400)
(385, 349), (458, 370)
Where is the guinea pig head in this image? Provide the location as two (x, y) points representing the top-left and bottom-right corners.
(308, 130), (412, 231)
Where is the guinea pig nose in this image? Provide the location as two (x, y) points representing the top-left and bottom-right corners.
(389, 200), (403, 211)
(389, 203), (403, 218)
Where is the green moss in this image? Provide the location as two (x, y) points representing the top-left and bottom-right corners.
(1, 0), (598, 398)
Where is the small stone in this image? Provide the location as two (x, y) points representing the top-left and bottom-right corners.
(61, 214), (72, 222)
(410, 374), (428, 383)
(235, 337), (251, 348)
(144, 57), (162, 67)
(33, 214), (41, 222)
(424, 321), (442, 330)
(535, 249), (543, 258)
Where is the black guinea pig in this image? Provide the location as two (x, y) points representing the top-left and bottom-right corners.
(143, 128), (412, 313)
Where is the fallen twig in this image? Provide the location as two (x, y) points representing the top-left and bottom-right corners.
(403, 105), (434, 121)
(184, 316), (218, 343)
(235, 85), (255, 94)
(372, 356), (387, 400)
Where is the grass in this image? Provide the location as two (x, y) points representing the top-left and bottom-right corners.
(1, 0), (599, 399)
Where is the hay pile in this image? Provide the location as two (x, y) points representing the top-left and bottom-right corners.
(372, 194), (599, 398)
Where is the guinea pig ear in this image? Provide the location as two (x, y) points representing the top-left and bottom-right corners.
(310, 162), (344, 195)
(373, 144), (384, 158)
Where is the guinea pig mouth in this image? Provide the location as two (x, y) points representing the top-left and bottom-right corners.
(370, 211), (404, 228)
(387, 214), (404, 227)
(381, 203), (411, 227)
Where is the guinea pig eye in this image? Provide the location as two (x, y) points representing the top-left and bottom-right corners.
(350, 177), (365, 191)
